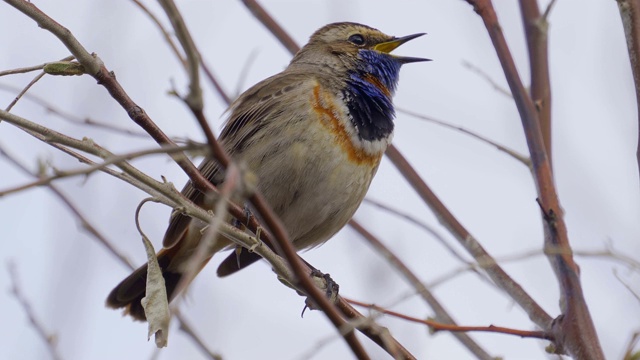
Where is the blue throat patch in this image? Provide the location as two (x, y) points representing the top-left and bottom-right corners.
(344, 50), (402, 141)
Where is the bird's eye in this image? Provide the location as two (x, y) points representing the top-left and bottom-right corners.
(348, 34), (365, 46)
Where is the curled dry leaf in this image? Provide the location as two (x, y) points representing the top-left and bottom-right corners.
(140, 235), (170, 348)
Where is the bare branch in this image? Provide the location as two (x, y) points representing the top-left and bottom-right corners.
(240, 0), (299, 55)
(463, 1), (604, 357)
(175, 312), (223, 360)
(0, 58), (66, 76)
(385, 144), (552, 327)
(362, 198), (471, 264)
(349, 220), (496, 360)
(613, 269), (640, 303)
(0, 143), (136, 268)
(461, 60), (512, 98)
(348, 299), (552, 341)
(519, 0), (553, 165)
(157, 0), (202, 111)
(616, 0), (640, 180)
(0, 83), (150, 137)
(129, 0), (187, 68)
(7, 261), (63, 360)
(397, 107), (531, 167)
(4, 71), (45, 112)
(0, 143), (205, 197)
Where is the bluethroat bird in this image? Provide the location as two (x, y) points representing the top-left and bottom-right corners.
(107, 22), (428, 320)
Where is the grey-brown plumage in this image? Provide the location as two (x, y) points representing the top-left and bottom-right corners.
(106, 22), (427, 320)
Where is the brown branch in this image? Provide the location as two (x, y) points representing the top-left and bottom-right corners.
(157, 0), (202, 112)
(0, 143), (204, 197)
(127, 0), (231, 106)
(333, 299), (416, 360)
(0, 114), (400, 360)
(617, 0), (640, 181)
(349, 220), (496, 360)
(248, 194), (372, 360)
(199, 54), (233, 106)
(348, 299), (553, 341)
(3, 1), (279, 274)
(463, 1), (604, 358)
(0, 112), (267, 359)
(386, 144), (551, 326)
(3, 0), (224, 199)
(519, 0), (554, 166)
(240, 0), (299, 55)
(129, 0), (187, 68)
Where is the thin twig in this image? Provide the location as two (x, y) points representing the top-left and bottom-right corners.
(0, 59), (61, 76)
(129, 0), (187, 68)
(461, 60), (512, 98)
(613, 269), (640, 303)
(0, 82), (151, 137)
(427, 245), (640, 290)
(199, 53), (232, 106)
(3, 0), (223, 207)
(157, 0), (202, 111)
(385, 144), (552, 327)
(5, 72), (45, 112)
(0, 109), (270, 263)
(233, 49), (259, 98)
(176, 312), (223, 360)
(347, 299), (553, 341)
(175, 163), (240, 299)
(7, 261), (63, 360)
(397, 107), (531, 167)
(362, 198), (480, 270)
(240, 0), (299, 55)
(1, 106), (379, 358)
(0, 143), (135, 269)
(127, 0), (231, 107)
(0, 143), (205, 197)
(349, 220), (496, 360)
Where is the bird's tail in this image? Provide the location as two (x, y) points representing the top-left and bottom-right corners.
(106, 243), (210, 321)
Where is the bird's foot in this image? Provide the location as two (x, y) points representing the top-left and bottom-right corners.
(301, 269), (340, 317)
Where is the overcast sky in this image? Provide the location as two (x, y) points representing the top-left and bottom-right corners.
(1, 1), (638, 359)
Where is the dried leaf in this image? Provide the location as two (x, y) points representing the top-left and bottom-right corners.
(140, 235), (170, 348)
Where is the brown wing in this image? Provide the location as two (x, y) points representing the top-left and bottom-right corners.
(162, 70), (311, 250)
(162, 159), (222, 248)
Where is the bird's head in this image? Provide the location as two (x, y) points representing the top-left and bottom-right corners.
(290, 22), (428, 95)
(305, 22), (427, 63)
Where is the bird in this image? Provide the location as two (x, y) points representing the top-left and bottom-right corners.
(106, 22), (428, 320)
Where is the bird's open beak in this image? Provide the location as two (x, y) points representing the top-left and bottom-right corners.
(374, 33), (431, 64)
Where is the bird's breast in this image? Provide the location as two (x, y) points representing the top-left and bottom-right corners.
(310, 82), (391, 166)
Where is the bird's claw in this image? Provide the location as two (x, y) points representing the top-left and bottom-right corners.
(301, 270), (340, 317)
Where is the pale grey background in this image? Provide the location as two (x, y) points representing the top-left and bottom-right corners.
(0, 0), (638, 359)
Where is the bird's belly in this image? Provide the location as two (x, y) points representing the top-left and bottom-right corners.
(247, 121), (382, 250)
